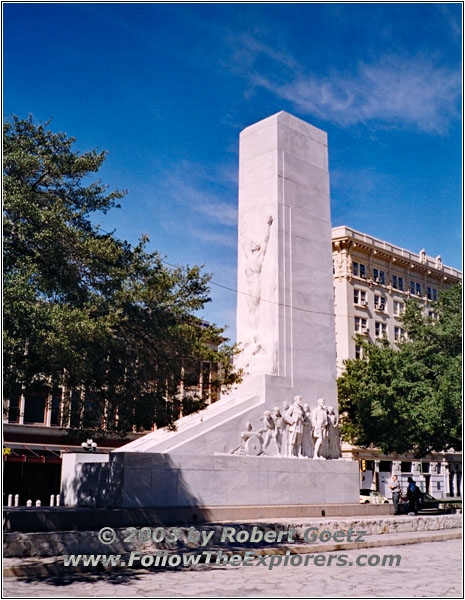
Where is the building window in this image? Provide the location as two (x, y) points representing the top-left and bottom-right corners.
(427, 287), (437, 301)
(354, 289), (367, 306)
(392, 275), (404, 291)
(355, 344), (362, 359)
(375, 322), (387, 338)
(353, 262), (366, 279)
(436, 464), (441, 474)
(394, 326), (405, 342)
(50, 389), (62, 426)
(7, 396), (20, 423)
(401, 462), (412, 473)
(69, 389), (82, 428)
(373, 268), (385, 284)
(410, 281), (422, 296)
(355, 317), (368, 333)
(5, 385), (21, 423)
(437, 481), (441, 490)
(374, 295), (386, 311)
(394, 300), (404, 316)
(23, 392), (46, 424)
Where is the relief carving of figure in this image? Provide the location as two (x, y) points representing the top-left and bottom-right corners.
(327, 406), (342, 459)
(230, 422), (263, 456)
(281, 400), (292, 457)
(301, 403), (314, 458)
(288, 395), (309, 458)
(259, 410), (277, 455)
(240, 215), (273, 354)
(230, 398), (335, 459)
(334, 251), (344, 278)
(311, 398), (329, 459)
(272, 407), (283, 456)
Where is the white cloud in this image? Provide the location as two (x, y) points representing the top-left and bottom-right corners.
(234, 33), (299, 70)
(189, 227), (237, 249)
(157, 161), (238, 227)
(236, 37), (460, 134)
(437, 4), (461, 40)
(195, 201), (237, 227)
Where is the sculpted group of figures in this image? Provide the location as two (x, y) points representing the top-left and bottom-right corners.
(230, 396), (342, 459)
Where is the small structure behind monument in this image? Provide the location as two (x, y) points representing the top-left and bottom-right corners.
(61, 112), (359, 510)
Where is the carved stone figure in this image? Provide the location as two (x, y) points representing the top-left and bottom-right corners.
(288, 395), (308, 458)
(281, 400), (292, 457)
(229, 400), (333, 460)
(230, 422), (263, 456)
(239, 215), (273, 353)
(259, 410), (276, 454)
(327, 406), (342, 459)
(272, 407), (283, 456)
(333, 249), (344, 278)
(311, 398), (329, 459)
(302, 403), (314, 458)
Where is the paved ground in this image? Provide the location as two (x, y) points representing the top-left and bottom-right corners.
(3, 539), (462, 598)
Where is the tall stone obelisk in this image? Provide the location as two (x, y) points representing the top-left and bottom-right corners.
(112, 111), (338, 454)
(236, 111), (337, 409)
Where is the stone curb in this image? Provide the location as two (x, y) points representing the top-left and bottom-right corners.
(251, 528), (461, 556)
(4, 513), (460, 558)
(3, 529), (461, 578)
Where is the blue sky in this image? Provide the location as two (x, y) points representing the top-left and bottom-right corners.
(4, 3), (462, 342)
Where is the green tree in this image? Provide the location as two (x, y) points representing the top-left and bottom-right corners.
(338, 284), (462, 457)
(3, 115), (241, 436)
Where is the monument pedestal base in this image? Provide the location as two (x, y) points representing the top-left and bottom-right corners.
(62, 452), (359, 509)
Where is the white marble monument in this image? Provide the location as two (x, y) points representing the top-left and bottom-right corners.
(61, 112), (359, 509)
(111, 111), (337, 456)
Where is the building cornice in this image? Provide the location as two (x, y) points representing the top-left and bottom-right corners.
(332, 225), (462, 282)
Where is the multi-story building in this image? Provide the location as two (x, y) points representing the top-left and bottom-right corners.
(332, 225), (462, 499)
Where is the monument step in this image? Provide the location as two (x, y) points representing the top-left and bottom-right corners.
(5, 503), (391, 533)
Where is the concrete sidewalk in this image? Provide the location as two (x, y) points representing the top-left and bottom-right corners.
(4, 539), (462, 598)
(3, 527), (461, 578)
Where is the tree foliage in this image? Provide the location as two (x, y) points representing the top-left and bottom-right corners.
(338, 284), (462, 457)
(3, 116), (242, 436)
